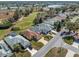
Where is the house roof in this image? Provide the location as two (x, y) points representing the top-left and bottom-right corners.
(31, 23), (52, 34)
(48, 5), (64, 8)
(0, 40), (12, 57)
(21, 29), (41, 40)
(4, 33), (31, 50)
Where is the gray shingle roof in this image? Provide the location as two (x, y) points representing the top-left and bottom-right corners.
(4, 34), (31, 50)
(31, 23), (52, 34)
(0, 40), (12, 57)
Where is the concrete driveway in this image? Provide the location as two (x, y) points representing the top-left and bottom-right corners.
(26, 48), (37, 56)
(38, 37), (48, 45)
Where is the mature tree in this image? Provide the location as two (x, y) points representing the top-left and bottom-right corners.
(33, 13), (43, 25)
(13, 9), (19, 21)
(65, 21), (79, 33)
(47, 8), (54, 18)
(13, 43), (23, 52)
(54, 21), (62, 32)
(24, 9), (30, 16)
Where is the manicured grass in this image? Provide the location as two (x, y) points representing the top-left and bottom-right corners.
(42, 35), (53, 41)
(63, 36), (74, 45)
(31, 41), (44, 50)
(0, 29), (11, 40)
(14, 12), (38, 33)
(45, 47), (68, 57)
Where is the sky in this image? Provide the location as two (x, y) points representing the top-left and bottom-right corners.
(0, 0), (79, 1)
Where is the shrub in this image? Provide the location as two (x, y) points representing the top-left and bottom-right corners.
(43, 35), (53, 41)
(11, 27), (20, 31)
(63, 36), (74, 45)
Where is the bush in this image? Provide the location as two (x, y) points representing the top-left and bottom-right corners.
(2, 20), (12, 26)
(63, 36), (74, 45)
(43, 35), (53, 41)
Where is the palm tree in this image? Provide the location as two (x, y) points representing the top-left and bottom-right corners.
(13, 43), (23, 52)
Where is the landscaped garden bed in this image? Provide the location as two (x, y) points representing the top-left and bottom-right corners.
(43, 35), (53, 41)
(63, 36), (75, 45)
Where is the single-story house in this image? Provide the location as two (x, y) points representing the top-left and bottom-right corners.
(0, 40), (13, 57)
(31, 23), (52, 34)
(4, 32), (32, 51)
(56, 13), (67, 21)
(20, 29), (41, 41)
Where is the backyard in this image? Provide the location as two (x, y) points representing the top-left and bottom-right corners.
(0, 12), (38, 40)
(13, 12), (38, 33)
(12, 50), (31, 57)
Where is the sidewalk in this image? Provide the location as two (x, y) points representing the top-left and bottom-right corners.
(66, 49), (75, 57)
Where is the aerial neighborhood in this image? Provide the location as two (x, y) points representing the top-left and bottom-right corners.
(0, 1), (79, 57)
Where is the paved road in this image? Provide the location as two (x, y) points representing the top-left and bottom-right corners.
(33, 29), (79, 57)
(62, 44), (79, 54)
(32, 31), (63, 57)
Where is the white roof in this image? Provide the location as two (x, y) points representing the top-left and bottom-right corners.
(48, 5), (64, 8)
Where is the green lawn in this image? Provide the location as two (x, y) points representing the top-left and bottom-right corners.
(42, 35), (53, 41)
(14, 12), (38, 33)
(31, 41), (44, 50)
(0, 12), (38, 40)
(0, 30), (10, 40)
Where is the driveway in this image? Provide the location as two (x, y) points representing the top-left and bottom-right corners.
(38, 37), (48, 45)
(26, 48), (37, 56)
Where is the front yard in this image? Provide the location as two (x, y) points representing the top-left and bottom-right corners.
(42, 35), (53, 41)
(31, 41), (44, 50)
(45, 47), (68, 57)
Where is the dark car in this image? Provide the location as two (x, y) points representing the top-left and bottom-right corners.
(60, 31), (66, 36)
